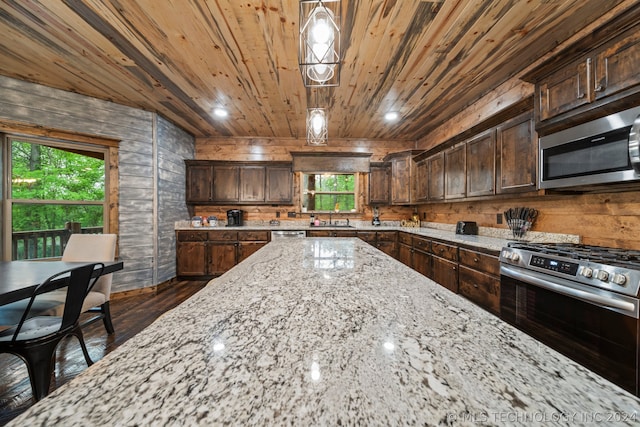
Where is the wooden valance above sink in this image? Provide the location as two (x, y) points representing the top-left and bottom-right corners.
(291, 152), (372, 173)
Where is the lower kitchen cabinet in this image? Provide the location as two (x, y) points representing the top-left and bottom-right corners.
(308, 229), (358, 237)
(412, 235), (432, 277)
(458, 247), (501, 315)
(176, 229), (270, 279)
(431, 240), (459, 293)
(397, 232), (413, 267)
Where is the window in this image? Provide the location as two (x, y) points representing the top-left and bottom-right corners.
(3, 135), (108, 260)
(301, 173), (357, 212)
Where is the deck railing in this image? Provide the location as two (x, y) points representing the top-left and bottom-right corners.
(12, 227), (103, 260)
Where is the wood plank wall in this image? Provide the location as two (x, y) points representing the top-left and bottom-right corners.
(194, 137), (416, 222)
(0, 75), (194, 291)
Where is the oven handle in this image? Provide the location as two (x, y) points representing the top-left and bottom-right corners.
(501, 265), (639, 318)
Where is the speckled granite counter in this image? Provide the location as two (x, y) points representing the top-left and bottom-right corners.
(176, 220), (580, 252)
(11, 238), (637, 426)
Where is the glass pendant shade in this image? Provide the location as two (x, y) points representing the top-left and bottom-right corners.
(299, 0), (341, 87)
(306, 108), (328, 145)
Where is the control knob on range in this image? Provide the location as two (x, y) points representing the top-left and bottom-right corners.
(579, 266), (593, 278)
(596, 270), (609, 282)
(612, 273), (627, 286)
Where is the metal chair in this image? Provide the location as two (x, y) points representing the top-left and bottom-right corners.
(0, 262), (104, 401)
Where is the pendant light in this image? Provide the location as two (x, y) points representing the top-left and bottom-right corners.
(306, 107), (328, 145)
(299, 0), (341, 87)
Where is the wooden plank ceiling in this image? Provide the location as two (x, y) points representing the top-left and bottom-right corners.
(0, 0), (629, 141)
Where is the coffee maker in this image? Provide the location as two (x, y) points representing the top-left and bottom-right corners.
(226, 209), (244, 226)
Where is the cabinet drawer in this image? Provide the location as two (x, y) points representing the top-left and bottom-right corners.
(238, 230), (270, 241)
(398, 232), (413, 245)
(308, 230), (333, 237)
(208, 230), (238, 241)
(459, 266), (500, 315)
(459, 248), (499, 276)
(357, 231), (376, 242)
(412, 236), (430, 252)
(176, 231), (207, 241)
(377, 231), (397, 242)
(431, 241), (458, 262)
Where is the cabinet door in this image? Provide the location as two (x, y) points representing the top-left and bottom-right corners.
(459, 266), (500, 315)
(186, 165), (213, 202)
(538, 58), (591, 121)
(176, 241), (207, 276)
(466, 130), (496, 197)
(391, 156), (412, 204)
(239, 166), (265, 202)
(428, 152), (445, 201)
(496, 112), (536, 194)
(357, 231), (377, 243)
(208, 242), (237, 275)
(238, 241), (267, 263)
(413, 249), (432, 277)
(444, 145), (466, 200)
(375, 241), (397, 258)
(265, 166), (293, 203)
(397, 242), (412, 267)
(369, 163), (390, 205)
(213, 165), (239, 202)
(415, 159), (429, 202)
(432, 256), (458, 293)
(593, 27), (640, 100)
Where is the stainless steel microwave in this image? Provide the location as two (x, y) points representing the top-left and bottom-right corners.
(539, 105), (640, 189)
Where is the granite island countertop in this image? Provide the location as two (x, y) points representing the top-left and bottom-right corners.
(10, 238), (638, 426)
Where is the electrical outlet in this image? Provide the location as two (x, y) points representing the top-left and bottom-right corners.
(276, 211), (280, 218)
(496, 213), (503, 224)
(287, 212), (296, 218)
(422, 212), (426, 220)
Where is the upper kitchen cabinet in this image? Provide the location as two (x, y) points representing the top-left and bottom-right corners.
(368, 162), (391, 205)
(186, 163), (214, 203)
(265, 165), (293, 204)
(523, 8), (640, 134)
(496, 112), (536, 194)
(466, 129), (496, 197)
(428, 152), (445, 201)
(444, 145), (466, 200)
(185, 161), (293, 205)
(415, 159), (429, 203)
(384, 151), (422, 205)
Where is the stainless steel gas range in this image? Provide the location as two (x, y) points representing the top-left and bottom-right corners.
(500, 242), (640, 396)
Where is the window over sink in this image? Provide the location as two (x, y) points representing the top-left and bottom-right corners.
(300, 173), (358, 213)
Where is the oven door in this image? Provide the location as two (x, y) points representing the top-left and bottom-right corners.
(501, 265), (639, 396)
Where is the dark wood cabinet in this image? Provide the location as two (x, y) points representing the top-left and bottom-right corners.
(176, 229), (270, 278)
(466, 129), (496, 197)
(308, 229), (358, 238)
(385, 151), (421, 205)
(538, 58), (591, 121)
(427, 152), (445, 201)
(239, 166), (265, 202)
(186, 161), (293, 205)
(458, 247), (500, 315)
(369, 163), (390, 205)
(354, 230), (398, 257)
(265, 166), (293, 203)
(496, 112), (536, 194)
(396, 232), (413, 267)
(186, 164), (214, 202)
(412, 235), (431, 277)
(415, 159), (429, 202)
(593, 26), (640, 101)
(431, 240), (458, 293)
(444, 145), (466, 200)
(213, 165), (240, 202)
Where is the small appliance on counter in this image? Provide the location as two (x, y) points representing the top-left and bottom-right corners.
(226, 209), (244, 226)
(455, 221), (478, 235)
(372, 207), (381, 226)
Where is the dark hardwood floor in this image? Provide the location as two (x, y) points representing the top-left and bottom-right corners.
(0, 280), (208, 426)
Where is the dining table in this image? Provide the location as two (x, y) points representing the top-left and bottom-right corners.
(0, 260), (124, 306)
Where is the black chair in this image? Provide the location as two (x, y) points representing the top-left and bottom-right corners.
(0, 262), (104, 401)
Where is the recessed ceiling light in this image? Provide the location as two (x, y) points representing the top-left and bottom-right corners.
(213, 108), (228, 118)
(384, 111), (399, 121)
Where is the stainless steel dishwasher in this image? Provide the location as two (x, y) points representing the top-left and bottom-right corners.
(271, 230), (307, 239)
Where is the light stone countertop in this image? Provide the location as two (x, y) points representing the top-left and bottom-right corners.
(10, 238), (638, 426)
(176, 220), (580, 252)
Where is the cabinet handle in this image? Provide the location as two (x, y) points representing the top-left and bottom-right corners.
(452, 266), (456, 271)
(594, 84), (604, 92)
(473, 257), (479, 263)
(577, 92), (586, 99)
(473, 284), (479, 288)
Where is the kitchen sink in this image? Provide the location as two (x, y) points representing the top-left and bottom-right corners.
(311, 223), (354, 228)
